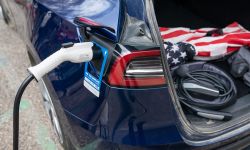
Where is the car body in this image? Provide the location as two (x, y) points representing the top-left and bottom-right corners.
(1, 0), (250, 149)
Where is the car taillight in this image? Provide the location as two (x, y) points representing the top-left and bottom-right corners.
(108, 50), (166, 87)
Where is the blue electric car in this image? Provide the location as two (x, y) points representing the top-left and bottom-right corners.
(1, 0), (250, 149)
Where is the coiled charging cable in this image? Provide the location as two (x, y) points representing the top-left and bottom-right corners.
(175, 64), (237, 121)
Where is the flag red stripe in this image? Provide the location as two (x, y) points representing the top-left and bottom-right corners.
(161, 30), (190, 39)
(197, 51), (211, 57)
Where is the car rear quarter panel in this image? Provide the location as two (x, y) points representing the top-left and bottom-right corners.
(27, 0), (182, 147)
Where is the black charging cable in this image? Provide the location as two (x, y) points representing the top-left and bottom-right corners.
(13, 74), (35, 150)
(175, 65), (237, 121)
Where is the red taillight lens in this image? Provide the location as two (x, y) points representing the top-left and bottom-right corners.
(108, 50), (166, 87)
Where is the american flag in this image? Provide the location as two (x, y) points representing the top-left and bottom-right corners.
(161, 22), (250, 64)
(164, 42), (195, 67)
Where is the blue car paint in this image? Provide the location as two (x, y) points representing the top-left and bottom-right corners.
(38, 0), (121, 42)
(29, 0), (182, 147)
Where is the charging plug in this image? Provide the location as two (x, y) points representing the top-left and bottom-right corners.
(28, 42), (94, 81)
(14, 42), (97, 150)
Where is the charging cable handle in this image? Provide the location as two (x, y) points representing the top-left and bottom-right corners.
(28, 42), (93, 81)
(13, 42), (96, 150)
(181, 100), (232, 121)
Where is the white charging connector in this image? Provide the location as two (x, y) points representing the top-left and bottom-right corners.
(14, 42), (97, 150)
(28, 42), (94, 81)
